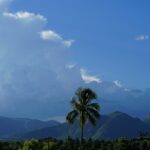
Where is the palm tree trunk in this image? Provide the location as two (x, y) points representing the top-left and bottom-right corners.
(48, 137), (49, 150)
(81, 125), (83, 150)
(80, 112), (84, 150)
(80, 125), (83, 150)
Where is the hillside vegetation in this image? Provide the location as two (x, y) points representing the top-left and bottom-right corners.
(0, 138), (150, 150)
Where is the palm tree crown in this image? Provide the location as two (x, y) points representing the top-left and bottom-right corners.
(66, 87), (100, 137)
(66, 87), (100, 126)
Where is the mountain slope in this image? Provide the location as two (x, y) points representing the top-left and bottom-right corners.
(16, 112), (150, 140)
(93, 112), (150, 140)
(16, 115), (109, 139)
(0, 116), (60, 138)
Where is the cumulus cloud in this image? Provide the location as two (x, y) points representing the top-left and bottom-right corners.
(39, 30), (74, 47)
(3, 11), (47, 22)
(80, 68), (102, 84)
(135, 35), (149, 41)
(0, 2), (80, 118)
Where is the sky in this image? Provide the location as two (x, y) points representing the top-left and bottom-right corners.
(0, 0), (150, 120)
(10, 0), (150, 89)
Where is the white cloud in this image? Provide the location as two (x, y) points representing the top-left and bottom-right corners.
(80, 68), (102, 84)
(113, 80), (122, 88)
(3, 11), (47, 22)
(135, 35), (149, 41)
(39, 30), (74, 47)
(0, 2), (79, 119)
(40, 30), (61, 40)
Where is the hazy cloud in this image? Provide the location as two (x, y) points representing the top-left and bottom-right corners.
(135, 35), (149, 41)
(0, 1), (79, 118)
(80, 68), (102, 84)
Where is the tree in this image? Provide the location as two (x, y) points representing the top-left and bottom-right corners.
(66, 87), (100, 150)
(23, 139), (42, 150)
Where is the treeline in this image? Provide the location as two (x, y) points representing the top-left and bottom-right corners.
(1, 137), (150, 150)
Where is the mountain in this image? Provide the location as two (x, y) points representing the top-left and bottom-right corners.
(16, 112), (150, 140)
(93, 112), (150, 140)
(0, 116), (60, 138)
(143, 115), (150, 124)
(86, 81), (150, 118)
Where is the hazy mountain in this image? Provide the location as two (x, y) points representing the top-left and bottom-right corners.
(143, 115), (150, 124)
(87, 81), (150, 118)
(93, 112), (150, 140)
(16, 112), (150, 140)
(0, 116), (60, 138)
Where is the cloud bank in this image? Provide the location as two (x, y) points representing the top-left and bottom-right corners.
(0, 1), (83, 119)
(0, 1), (149, 119)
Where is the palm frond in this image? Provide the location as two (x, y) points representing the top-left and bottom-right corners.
(66, 110), (78, 124)
(86, 111), (96, 125)
(85, 88), (97, 100)
(71, 98), (82, 112)
(67, 87), (100, 129)
(87, 103), (100, 111)
(81, 88), (97, 104)
(87, 107), (100, 119)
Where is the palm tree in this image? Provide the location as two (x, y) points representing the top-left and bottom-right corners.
(66, 87), (100, 150)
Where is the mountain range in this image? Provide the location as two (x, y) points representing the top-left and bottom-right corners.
(3, 111), (149, 140)
(87, 80), (150, 118)
(0, 116), (60, 139)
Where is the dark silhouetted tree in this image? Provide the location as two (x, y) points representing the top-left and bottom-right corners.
(66, 87), (100, 150)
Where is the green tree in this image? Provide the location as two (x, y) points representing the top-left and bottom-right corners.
(43, 141), (56, 150)
(66, 87), (100, 150)
(23, 139), (42, 150)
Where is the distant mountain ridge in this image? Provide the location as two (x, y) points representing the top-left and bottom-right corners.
(0, 116), (60, 139)
(15, 111), (150, 140)
(85, 81), (150, 118)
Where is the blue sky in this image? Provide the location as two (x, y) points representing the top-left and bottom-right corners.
(11, 0), (150, 89)
(0, 0), (150, 119)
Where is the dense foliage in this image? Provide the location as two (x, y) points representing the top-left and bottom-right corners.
(1, 137), (150, 150)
